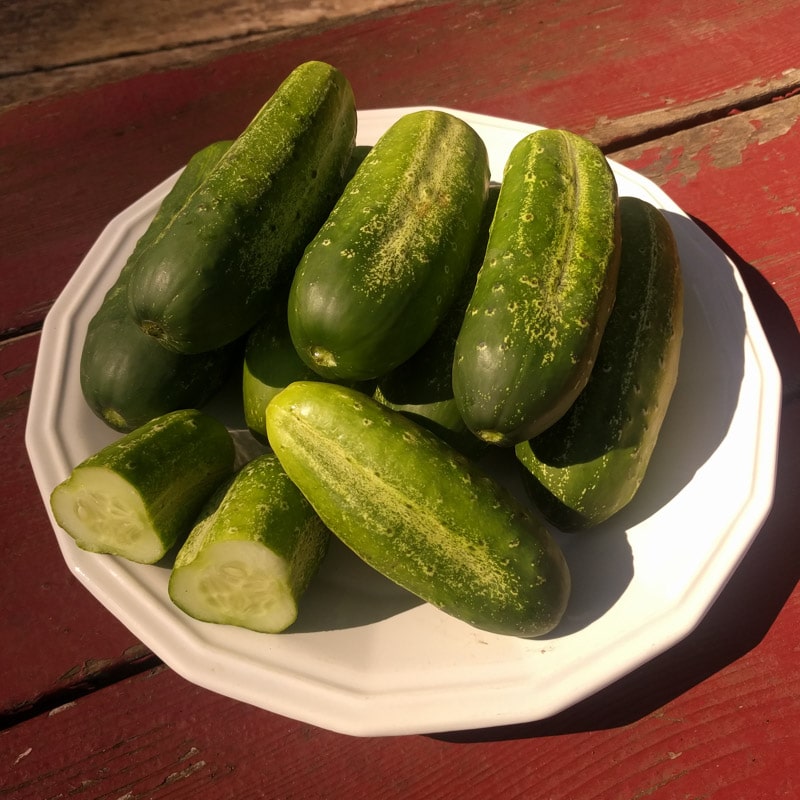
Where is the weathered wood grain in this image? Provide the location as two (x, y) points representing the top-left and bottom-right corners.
(2, 3), (799, 796)
(614, 92), (800, 398)
(0, 0), (431, 109)
(3, 100), (799, 778)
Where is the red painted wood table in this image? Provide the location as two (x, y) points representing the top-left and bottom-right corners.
(2, 2), (799, 797)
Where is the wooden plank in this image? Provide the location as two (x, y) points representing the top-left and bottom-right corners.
(3, 1), (800, 337)
(0, 334), (157, 722)
(1, 0), (418, 73)
(0, 0), (800, 119)
(2, 4), (798, 795)
(0, 0), (431, 110)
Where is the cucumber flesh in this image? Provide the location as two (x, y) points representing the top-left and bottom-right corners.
(169, 540), (297, 633)
(169, 452), (329, 632)
(50, 466), (165, 563)
(50, 409), (236, 564)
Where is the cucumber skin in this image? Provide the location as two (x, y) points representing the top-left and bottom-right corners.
(288, 109), (491, 381)
(127, 61), (357, 354)
(170, 453), (330, 626)
(516, 197), (684, 531)
(80, 141), (235, 432)
(372, 184), (500, 456)
(51, 409), (236, 558)
(242, 292), (324, 445)
(453, 128), (621, 446)
(242, 291), (374, 445)
(266, 382), (570, 638)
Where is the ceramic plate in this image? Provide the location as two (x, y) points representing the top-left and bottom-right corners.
(26, 108), (782, 736)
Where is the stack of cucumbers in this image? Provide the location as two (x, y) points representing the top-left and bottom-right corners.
(51, 61), (683, 639)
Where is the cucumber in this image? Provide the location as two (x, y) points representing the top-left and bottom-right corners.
(127, 61), (357, 354)
(243, 313), (376, 448)
(372, 184), (500, 455)
(50, 410), (235, 563)
(169, 453), (330, 633)
(80, 141), (235, 432)
(515, 197), (684, 530)
(372, 381), (483, 457)
(453, 128), (621, 446)
(266, 382), (570, 638)
(343, 144), (372, 181)
(242, 300), (371, 445)
(243, 316), (373, 445)
(288, 109), (490, 381)
(242, 291), (327, 445)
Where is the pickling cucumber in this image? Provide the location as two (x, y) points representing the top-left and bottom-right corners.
(50, 410), (235, 563)
(169, 453), (330, 633)
(453, 128), (621, 446)
(288, 109), (490, 381)
(80, 140), (235, 432)
(266, 382), (570, 637)
(127, 60), (357, 354)
(516, 197), (684, 530)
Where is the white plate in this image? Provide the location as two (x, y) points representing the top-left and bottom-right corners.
(26, 108), (782, 737)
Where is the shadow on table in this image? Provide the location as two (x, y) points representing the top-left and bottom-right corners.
(434, 218), (800, 743)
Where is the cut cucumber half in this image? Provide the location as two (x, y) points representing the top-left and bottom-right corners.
(51, 466), (166, 563)
(169, 453), (329, 633)
(50, 409), (236, 563)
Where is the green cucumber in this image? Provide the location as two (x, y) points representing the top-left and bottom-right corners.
(372, 184), (500, 455)
(169, 453), (330, 633)
(242, 301), (374, 447)
(288, 109), (490, 381)
(516, 197), (684, 530)
(127, 61), (357, 354)
(50, 409), (235, 563)
(266, 382), (570, 638)
(242, 291), (327, 445)
(453, 128), (621, 446)
(80, 141), (235, 432)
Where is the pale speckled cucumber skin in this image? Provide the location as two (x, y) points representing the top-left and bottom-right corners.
(169, 453), (330, 631)
(266, 381), (570, 637)
(453, 128), (621, 446)
(516, 197), (684, 531)
(372, 184), (500, 456)
(50, 409), (236, 560)
(127, 61), (357, 354)
(80, 141), (234, 432)
(287, 109), (490, 381)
